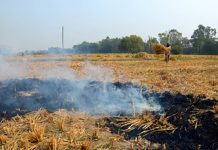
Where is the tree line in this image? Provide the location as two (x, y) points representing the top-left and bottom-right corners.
(73, 24), (218, 55)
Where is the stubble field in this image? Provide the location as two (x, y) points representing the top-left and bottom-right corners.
(0, 53), (217, 149)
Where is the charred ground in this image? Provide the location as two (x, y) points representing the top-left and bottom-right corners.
(103, 92), (218, 149)
(0, 78), (217, 149)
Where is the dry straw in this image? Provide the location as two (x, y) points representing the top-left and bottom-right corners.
(152, 43), (166, 54)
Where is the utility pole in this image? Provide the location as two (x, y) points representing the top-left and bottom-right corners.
(62, 26), (64, 49)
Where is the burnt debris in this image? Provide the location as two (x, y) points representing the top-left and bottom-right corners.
(103, 92), (218, 150)
(0, 78), (217, 149)
(0, 78), (158, 118)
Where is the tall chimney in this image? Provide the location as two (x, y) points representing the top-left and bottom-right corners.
(62, 26), (64, 49)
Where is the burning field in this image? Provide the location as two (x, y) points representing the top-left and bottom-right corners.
(0, 54), (218, 149)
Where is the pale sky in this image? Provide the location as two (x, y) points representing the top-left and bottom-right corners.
(0, 0), (218, 51)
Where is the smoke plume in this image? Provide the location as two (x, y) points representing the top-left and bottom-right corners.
(0, 53), (161, 117)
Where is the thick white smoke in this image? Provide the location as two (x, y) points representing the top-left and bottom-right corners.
(0, 53), (161, 116)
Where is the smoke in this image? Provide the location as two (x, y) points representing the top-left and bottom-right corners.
(0, 47), (27, 80)
(82, 61), (113, 81)
(0, 45), (14, 55)
(0, 53), (161, 117)
(41, 65), (76, 80)
(0, 78), (161, 117)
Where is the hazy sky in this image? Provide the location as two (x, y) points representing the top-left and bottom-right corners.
(0, 0), (218, 51)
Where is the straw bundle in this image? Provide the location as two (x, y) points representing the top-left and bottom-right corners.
(152, 44), (166, 54)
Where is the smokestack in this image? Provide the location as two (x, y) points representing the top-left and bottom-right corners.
(62, 26), (64, 49)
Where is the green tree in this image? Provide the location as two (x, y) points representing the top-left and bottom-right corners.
(158, 29), (188, 54)
(202, 40), (218, 54)
(99, 37), (112, 53)
(98, 37), (121, 53)
(158, 32), (169, 44)
(145, 36), (158, 53)
(158, 29), (184, 45)
(73, 41), (99, 53)
(172, 45), (183, 54)
(119, 35), (145, 53)
(168, 29), (183, 45)
(73, 37), (122, 53)
(190, 24), (216, 54)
